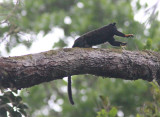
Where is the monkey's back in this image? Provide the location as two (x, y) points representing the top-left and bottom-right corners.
(72, 25), (112, 48)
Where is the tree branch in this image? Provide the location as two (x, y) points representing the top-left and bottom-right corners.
(0, 48), (160, 89)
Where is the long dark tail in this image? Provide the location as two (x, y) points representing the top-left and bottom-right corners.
(68, 76), (74, 105)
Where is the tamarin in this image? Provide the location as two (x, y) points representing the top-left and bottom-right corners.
(68, 23), (134, 105)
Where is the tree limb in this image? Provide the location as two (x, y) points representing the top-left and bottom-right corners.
(0, 48), (160, 89)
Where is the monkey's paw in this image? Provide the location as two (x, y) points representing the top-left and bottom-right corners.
(125, 34), (134, 38)
(120, 42), (127, 46)
(120, 45), (127, 50)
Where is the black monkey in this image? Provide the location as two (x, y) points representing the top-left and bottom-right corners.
(68, 23), (134, 105)
(73, 23), (133, 48)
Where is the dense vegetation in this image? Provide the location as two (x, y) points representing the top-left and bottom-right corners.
(0, 0), (160, 116)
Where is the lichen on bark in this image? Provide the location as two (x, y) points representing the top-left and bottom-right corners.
(0, 48), (160, 89)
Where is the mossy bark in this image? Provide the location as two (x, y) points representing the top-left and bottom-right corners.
(0, 48), (160, 89)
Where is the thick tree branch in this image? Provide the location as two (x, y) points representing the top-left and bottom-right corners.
(0, 48), (160, 89)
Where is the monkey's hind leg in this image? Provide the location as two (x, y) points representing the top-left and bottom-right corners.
(68, 76), (74, 105)
(108, 37), (127, 47)
(120, 45), (127, 50)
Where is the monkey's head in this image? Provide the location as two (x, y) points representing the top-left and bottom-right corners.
(108, 22), (117, 28)
(112, 22), (116, 26)
(111, 22), (117, 29)
(108, 22), (117, 33)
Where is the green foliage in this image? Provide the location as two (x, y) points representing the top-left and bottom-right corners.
(97, 81), (160, 117)
(144, 38), (152, 50)
(0, 0), (160, 117)
(97, 96), (117, 117)
(109, 107), (117, 117)
(136, 114), (142, 117)
(0, 90), (28, 117)
(137, 82), (160, 117)
(97, 109), (108, 117)
(52, 39), (67, 48)
(97, 107), (118, 117)
(97, 78), (151, 113)
(98, 96), (118, 117)
(0, 0), (147, 51)
(20, 85), (48, 114)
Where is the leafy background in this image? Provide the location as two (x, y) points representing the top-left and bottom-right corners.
(0, 0), (160, 117)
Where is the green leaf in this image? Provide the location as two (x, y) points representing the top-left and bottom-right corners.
(17, 103), (28, 109)
(96, 109), (107, 117)
(144, 38), (152, 49)
(136, 0), (141, 10)
(19, 109), (27, 116)
(52, 39), (67, 48)
(6, 105), (15, 115)
(136, 114), (142, 117)
(11, 111), (22, 117)
(0, 108), (7, 117)
(15, 96), (22, 104)
(4, 91), (15, 102)
(12, 89), (18, 94)
(108, 107), (117, 117)
(0, 96), (10, 104)
(99, 95), (109, 106)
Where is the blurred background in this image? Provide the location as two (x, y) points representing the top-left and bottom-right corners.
(0, 0), (160, 117)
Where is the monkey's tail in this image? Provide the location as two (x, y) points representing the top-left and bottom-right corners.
(68, 75), (74, 105)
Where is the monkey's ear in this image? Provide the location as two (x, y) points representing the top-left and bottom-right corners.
(112, 22), (116, 26)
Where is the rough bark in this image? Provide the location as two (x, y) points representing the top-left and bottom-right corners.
(0, 48), (160, 89)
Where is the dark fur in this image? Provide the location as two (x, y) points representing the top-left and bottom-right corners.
(68, 23), (133, 105)
(72, 23), (133, 48)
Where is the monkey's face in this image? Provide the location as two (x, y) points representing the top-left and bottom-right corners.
(109, 23), (118, 34)
(111, 22), (117, 30)
(112, 22), (116, 26)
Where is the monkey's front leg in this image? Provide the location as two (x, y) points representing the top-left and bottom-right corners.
(115, 30), (134, 38)
(108, 37), (127, 47)
(124, 34), (134, 38)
